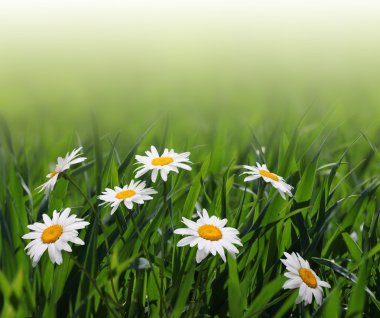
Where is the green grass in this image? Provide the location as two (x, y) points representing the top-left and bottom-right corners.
(1, 107), (380, 318)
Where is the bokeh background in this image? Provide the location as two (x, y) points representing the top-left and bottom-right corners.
(1, 0), (380, 143)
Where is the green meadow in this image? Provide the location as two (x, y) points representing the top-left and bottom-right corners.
(1, 4), (380, 317)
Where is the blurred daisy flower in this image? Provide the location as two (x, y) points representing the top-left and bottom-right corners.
(98, 180), (157, 215)
(174, 209), (242, 263)
(135, 145), (191, 182)
(281, 252), (331, 306)
(242, 162), (293, 199)
(22, 208), (89, 267)
(37, 147), (86, 195)
(255, 146), (266, 156)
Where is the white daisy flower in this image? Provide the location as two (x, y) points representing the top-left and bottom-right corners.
(98, 180), (157, 215)
(135, 145), (191, 182)
(37, 147), (87, 195)
(255, 146), (266, 156)
(174, 209), (242, 263)
(242, 162), (293, 199)
(281, 252), (331, 306)
(22, 208), (89, 267)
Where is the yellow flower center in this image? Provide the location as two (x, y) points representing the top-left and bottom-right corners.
(115, 189), (137, 200)
(151, 157), (174, 166)
(198, 224), (222, 241)
(259, 169), (279, 181)
(50, 170), (59, 178)
(298, 268), (317, 288)
(41, 224), (63, 244)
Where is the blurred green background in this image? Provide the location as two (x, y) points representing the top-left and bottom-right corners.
(1, 1), (380, 142)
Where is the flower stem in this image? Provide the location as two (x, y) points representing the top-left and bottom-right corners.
(68, 254), (121, 317)
(63, 173), (120, 308)
(159, 181), (169, 318)
(124, 207), (168, 317)
(190, 261), (207, 318)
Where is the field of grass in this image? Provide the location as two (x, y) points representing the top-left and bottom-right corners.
(2, 2), (380, 317)
(1, 101), (380, 318)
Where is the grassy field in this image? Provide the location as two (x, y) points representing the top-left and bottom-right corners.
(1, 2), (380, 317)
(1, 101), (380, 318)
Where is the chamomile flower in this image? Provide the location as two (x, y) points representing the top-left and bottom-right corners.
(242, 162), (293, 199)
(22, 208), (89, 267)
(135, 145), (191, 182)
(98, 180), (157, 215)
(255, 146), (266, 156)
(281, 252), (331, 306)
(37, 147), (86, 195)
(174, 209), (242, 263)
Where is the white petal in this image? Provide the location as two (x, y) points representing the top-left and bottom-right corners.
(284, 272), (300, 279)
(52, 211), (60, 223)
(219, 239), (239, 254)
(43, 214), (52, 226)
(204, 240), (211, 254)
(25, 239), (41, 250)
(54, 247), (63, 265)
(33, 247), (48, 265)
(172, 162), (192, 171)
(296, 253), (309, 268)
(216, 219), (228, 228)
(124, 200), (134, 209)
(312, 288), (323, 305)
(318, 280), (331, 288)
(64, 221), (90, 231)
(27, 223), (46, 232)
(174, 228), (197, 236)
(48, 244), (57, 264)
(58, 241), (72, 252)
(196, 249), (208, 263)
(135, 155), (149, 164)
(150, 146), (159, 157)
(135, 167), (149, 178)
(110, 203), (120, 215)
(160, 169), (168, 182)
(22, 232), (42, 240)
(177, 236), (196, 247)
(244, 175), (261, 182)
(290, 252), (302, 268)
(214, 241), (226, 262)
(70, 236), (85, 245)
(181, 218), (199, 230)
(283, 277), (302, 289)
(306, 288), (313, 305)
(190, 237), (203, 247)
(58, 208), (71, 223)
(151, 169), (158, 183)
(210, 244), (217, 256)
(299, 283), (307, 298)
(202, 209), (209, 220)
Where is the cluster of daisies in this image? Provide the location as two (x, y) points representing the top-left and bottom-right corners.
(22, 146), (330, 307)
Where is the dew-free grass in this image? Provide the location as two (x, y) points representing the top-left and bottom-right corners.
(1, 104), (380, 318)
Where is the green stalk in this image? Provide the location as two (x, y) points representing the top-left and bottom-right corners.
(124, 206), (168, 317)
(159, 181), (169, 318)
(190, 261), (207, 318)
(244, 179), (265, 234)
(68, 254), (120, 317)
(63, 174), (120, 308)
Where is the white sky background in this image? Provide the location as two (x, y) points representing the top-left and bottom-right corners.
(1, 0), (379, 40)
(1, 0), (379, 81)
(0, 0), (380, 119)
(1, 0), (379, 64)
